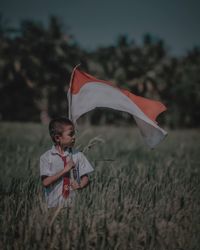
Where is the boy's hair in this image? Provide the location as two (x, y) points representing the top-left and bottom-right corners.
(49, 117), (74, 144)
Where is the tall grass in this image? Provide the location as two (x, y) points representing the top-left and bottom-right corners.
(0, 123), (199, 250)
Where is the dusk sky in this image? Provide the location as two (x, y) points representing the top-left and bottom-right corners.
(1, 0), (200, 55)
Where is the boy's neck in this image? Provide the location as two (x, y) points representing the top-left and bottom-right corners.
(55, 144), (71, 155)
(55, 144), (65, 155)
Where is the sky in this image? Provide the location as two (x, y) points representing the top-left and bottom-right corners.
(1, 0), (200, 56)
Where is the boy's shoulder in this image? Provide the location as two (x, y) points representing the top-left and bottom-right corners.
(72, 148), (82, 155)
(71, 148), (85, 161)
(40, 148), (52, 161)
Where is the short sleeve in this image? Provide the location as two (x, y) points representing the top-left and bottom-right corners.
(40, 155), (51, 176)
(78, 152), (94, 177)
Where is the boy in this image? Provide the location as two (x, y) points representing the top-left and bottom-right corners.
(40, 117), (94, 208)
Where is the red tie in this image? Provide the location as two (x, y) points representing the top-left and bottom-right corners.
(61, 156), (70, 198)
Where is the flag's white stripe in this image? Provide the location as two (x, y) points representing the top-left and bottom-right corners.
(70, 82), (167, 147)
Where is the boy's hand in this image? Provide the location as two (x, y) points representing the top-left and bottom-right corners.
(71, 180), (81, 190)
(63, 159), (75, 174)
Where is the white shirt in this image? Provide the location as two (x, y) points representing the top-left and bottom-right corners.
(40, 146), (94, 208)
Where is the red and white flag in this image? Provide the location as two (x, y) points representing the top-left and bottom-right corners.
(68, 68), (167, 148)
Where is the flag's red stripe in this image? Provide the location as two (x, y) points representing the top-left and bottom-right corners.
(71, 69), (113, 93)
(121, 89), (166, 123)
(70, 69), (166, 123)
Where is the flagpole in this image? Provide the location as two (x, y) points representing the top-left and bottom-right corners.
(68, 64), (81, 121)
(68, 64), (81, 184)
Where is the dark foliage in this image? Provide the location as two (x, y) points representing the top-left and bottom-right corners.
(0, 16), (199, 127)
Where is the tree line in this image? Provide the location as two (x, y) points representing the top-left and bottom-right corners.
(0, 16), (199, 128)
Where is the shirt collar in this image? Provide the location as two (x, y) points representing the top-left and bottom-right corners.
(50, 145), (71, 156)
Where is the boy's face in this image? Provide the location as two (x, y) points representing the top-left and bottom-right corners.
(57, 125), (75, 148)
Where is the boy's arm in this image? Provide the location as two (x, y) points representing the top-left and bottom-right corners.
(80, 175), (89, 188)
(70, 151), (93, 190)
(42, 159), (75, 187)
(71, 174), (89, 190)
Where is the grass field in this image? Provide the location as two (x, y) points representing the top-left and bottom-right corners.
(0, 122), (199, 250)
